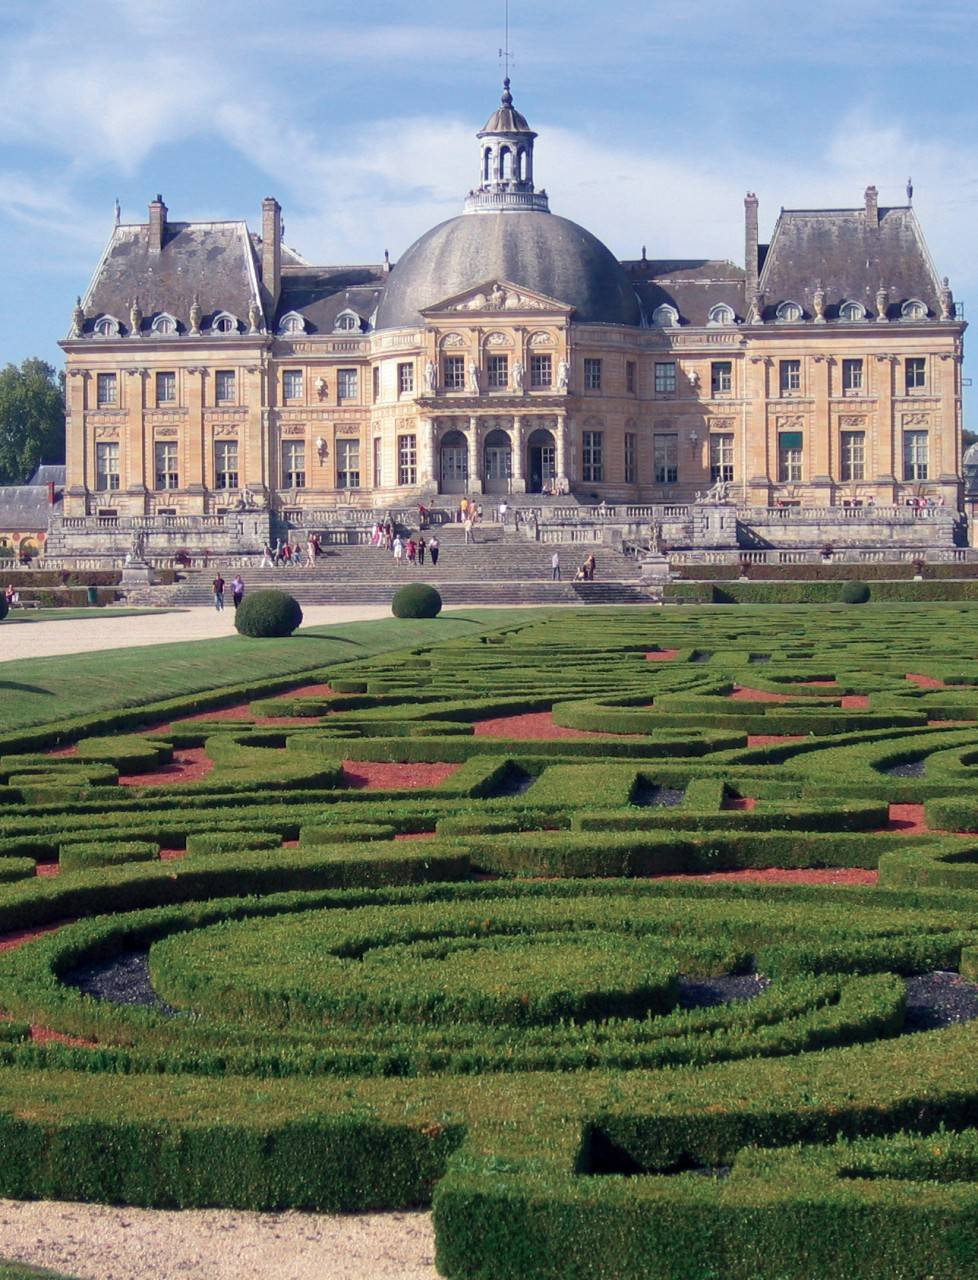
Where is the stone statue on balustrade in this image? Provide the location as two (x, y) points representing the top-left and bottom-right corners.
(424, 360), (437, 393)
(556, 359), (569, 389)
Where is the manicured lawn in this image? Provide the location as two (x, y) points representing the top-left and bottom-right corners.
(4, 607), (176, 624)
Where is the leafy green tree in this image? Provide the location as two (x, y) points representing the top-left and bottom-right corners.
(0, 358), (65, 485)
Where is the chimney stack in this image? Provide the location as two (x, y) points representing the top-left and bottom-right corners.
(744, 192), (759, 297)
(261, 197), (282, 310)
(864, 184), (879, 227)
(148, 194), (167, 253)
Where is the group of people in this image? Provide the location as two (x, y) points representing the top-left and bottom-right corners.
(550, 552), (596, 582)
(391, 534), (440, 567)
(211, 573), (245, 612)
(260, 536), (321, 568)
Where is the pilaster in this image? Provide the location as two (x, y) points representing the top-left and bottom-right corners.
(467, 414), (484, 493)
(125, 368), (147, 510)
(510, 415), (527, 492)
(874, 354), (897, 490)
(185, 367), (207, 512)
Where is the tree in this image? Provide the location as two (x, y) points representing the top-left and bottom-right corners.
(0, 358), (65, 485)
(963, 428), (978, 453)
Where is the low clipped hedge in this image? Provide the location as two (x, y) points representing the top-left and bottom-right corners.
(59, 840), (160, 872)
(234, 590), (303, 638)
(392, 583), (443, 619)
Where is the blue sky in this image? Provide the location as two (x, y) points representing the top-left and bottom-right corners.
(2, 0), (977, 413)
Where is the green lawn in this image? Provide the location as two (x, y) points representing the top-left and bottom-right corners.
(0, 1265), (78, 1280)
(4, 607), (176, 624)
(0, 607), (539, 731)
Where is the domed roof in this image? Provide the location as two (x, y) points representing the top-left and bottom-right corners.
(375, 210), (642, 330)
(479, 78), (533, 135)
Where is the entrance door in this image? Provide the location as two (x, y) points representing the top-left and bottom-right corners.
(439, 430), (469, 495)
(483, 428), (512, 496)
(527, 429), (557, 493)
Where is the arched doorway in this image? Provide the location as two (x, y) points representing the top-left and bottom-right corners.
(527, 427), (556, 493)
(439, 429), (468, 495)
(483, 429), (512, 495)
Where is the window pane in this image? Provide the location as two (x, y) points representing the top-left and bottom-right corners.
(337, 438), (360, 489)
(443, 357), (465, 389)
(903, 431), (928, 480)
(154, 441), (179, 491)
(398, 362), (414, 394)
(711, 362), (732, 395)
(842, 359), (863, 392)
(626, 361), (636, 394)
(372, 366), (380, 402)
(905, 358), (926, 392)
(95, 442), (120, 491)
(282, 441), (306, 488)
(530, 354), (552, 387)
(654, 434), (678, 484)
(709, 434), (734, 483)
(655, 362), (676, 394)
(624, 432), (637, 483)
(96, 373), (117, 407)
(338, 369), (359, 400)
(215, 370), (235, 403)
(778, 432), (803, 483)
(487, 355), (508, 388)
(584, 358), (602, 390)
(780, 360), (801, 393)
(840, 431), (865, 482)
(398, 433), (417, 485)
(582, 429), (603, 481)
(373, 436), (382, 487)
(156, 372), (176, 404)
(283, 370), (303, 400)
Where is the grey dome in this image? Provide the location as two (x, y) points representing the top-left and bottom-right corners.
(375, 210), (642, 330)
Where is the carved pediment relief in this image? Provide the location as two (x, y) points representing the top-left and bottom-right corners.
(775, 415), (805, 431)
(901, 412), (931, 427)
(707, 417), (735, 431)
(423, 279), (572, 317)
(839, 416), (867, 428)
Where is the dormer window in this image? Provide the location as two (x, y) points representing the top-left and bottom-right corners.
(279, 311), (306, 336)
(151, 313), (178, 336)
(93, 316), (120, 338)
(652, 304), (679, 328)
(902, 298), (928, 321)
(839, 300), (865, 322)
(776, 301), (803, 322)
(334, 310), (360, 333)
(212, 312), (239, 334)
(707, 303), (735, 326)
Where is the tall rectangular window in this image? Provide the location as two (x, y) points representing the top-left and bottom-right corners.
(156, 371), (176, 404)
(487, 354), (508, 388)
(397, 362), (414, 394)
(282, 440), (306, 488)
(779, 359), (801, 395)
(654, 434), (678, 484)
(711, 361), (732, 395)
(337, 438), (360, 489)
(905, 357), (926, 394)
(283, 369), (303, 401)
(624, 431), (638, 483)
(373, 436), (382, 487)
(582, 430), (603, 481)
(214, 440), (238, 490)
(654, 362), (676, 395)
(443, 356), (465, 390)
(840, 431), (865, 482)
(903, 430), (928, 480)
(584, 358), (602, 390)
(154, 441), (179, 490)
(842, 359), (863, 394)
(626, 360), (637, 394)
(530, 354), (552, 388)
(710, 434), (734, 483)
(778, 431), (803, 483)
(95, 442), (120, 491)
(398, 433), (417, 485)
(96, 373), (117, 407)
(337, 368), (359, 401)
(215, 370), (236, 403)
(372, 366), (380, 403)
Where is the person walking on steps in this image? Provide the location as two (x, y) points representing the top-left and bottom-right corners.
(392, 534), (404, 565)
(417, 536), (426, 566)
(213, 573), (226, 611)
(551, 552), (561, 581)
(584, 552), (596, 582)
(429, 536), (440, 567)
(231, 574), (245, 610)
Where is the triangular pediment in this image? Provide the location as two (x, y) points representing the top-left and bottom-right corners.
(422, 279), (573, 317)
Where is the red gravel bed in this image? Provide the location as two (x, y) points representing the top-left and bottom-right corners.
(930, 719), (974, 727)
(34, 863), (59, 877)
(30, 1025), (97, 1049)
(473, 711), (637, 740)
(746, 734), (805, 747)
(45, 745), (79, 758)
(394, 831), (436, 840)
(341, 761), (460, 790)
(907, 673), (946, 689)
(798, 679), (838, 687)
(0, 921), (75, 953)
(872, 802), (967, 837)
(645, 649), (680, 661)
(159, 849), (186, 861)
(119, 747), (213, 787)
(725, 797), (757, 811)
(840, 695), (870, 709)
(662, 867), (878, 886)
(729, 686), (792, 703)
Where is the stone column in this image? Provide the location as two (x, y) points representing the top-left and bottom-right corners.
(556, 413), (569, 487)
(511, 415), (526, 493)
(418, 417), (436, 488)
(467, 414), (483, 494)
(65, 370), (88, 515)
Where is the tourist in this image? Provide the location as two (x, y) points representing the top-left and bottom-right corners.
(498, 499), (508, 525)
(406, 537), (417, 565)
(212, 573), (225, 611)
(370, 522), (383, 547)
(292, 541), (303, 565)
(384, 521), (394, 551)
(4, 584), (19, 607)
(261, 542), (275, 568)
(231, 574), (245, 609)
(551, 551), (560, 581)
(392, 534), (404, 564)
(418, 502), (429, 530)
(574, 565), (586, 582)
(428, 536), (440, 566)
(584, 552), (596, 581)
(282, 542), (293, 567)
(463, 516), (474, 545)
(417, 536), (426, 566)
(459, 497), (469, 524)
(306, 534), (318, 566)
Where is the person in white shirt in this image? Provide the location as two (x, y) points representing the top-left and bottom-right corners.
(551, 552), (560, 581)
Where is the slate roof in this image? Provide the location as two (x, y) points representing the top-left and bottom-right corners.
(757, 206), (944, 321)
(0, 486), (60, 530)
(76, 221), (262, 337)
(623, 259), (747, 327)
(28, 464), (66, 487)
(276, 266), (387, 334)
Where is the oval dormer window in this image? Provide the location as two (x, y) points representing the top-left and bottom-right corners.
(902, 298), (928, 320)
(279, 311), (306, 336)
(151, 313), (178, 336)
(213, 312), (238, 334)
(707, 303), (735, 326)
(93, 316), (120, 338)
(334, 311), (359, 332)
(652, 304), (679, 328)
(776, 301), (803, 322)
(839, 300), (865, 322)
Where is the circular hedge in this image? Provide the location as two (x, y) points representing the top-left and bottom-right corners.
(234, 589), (303, 637)
(840, 581), (871, 604)
(392, 583), (442, 618)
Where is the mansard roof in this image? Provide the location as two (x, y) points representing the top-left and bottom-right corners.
(75, 221), (262, 337)
(275, 265), (387, 334)
(624, 259), (747, 327)
(758, 205), (944, 321)
(28, 464), (66, 487)
(0, 485), (60, 530)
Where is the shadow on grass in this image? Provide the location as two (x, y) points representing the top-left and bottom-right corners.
(0, 680), (54, 694)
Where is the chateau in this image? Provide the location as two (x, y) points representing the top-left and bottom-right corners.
(56, 79), (965, 557)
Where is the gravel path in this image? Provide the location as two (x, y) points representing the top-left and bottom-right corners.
(0, 1202), (438, 1280)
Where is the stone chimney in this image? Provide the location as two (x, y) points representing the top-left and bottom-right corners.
(148, 194), (167, 253)
(261, 197), (282, 309)
(864, 184), (879, 227)
(744, 192), (759, 297)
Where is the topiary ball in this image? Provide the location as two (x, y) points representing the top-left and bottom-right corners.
(392, 583), (443, 619)
(840, 581), (870, 605)
(234, 589), (303, 637)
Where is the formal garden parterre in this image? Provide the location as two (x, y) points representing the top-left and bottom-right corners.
(6, 604), (978, 1277)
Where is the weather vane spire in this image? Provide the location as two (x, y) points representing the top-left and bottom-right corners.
(498, 0), (513, 81)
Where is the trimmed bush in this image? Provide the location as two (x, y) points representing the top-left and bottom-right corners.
(59, 840), (160, 871)
(840, 580), (871, 604)
(392, 584), (442, 619)
(0, 596), (7, 623)
(234, 590), (303, 638)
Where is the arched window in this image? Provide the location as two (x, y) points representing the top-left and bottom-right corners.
(93, 316), (120, 338)
(334, 311), (360, 332)
(776, 301), (803, 322)
(902, 298), (928, 320)
(278, 311), (306, 336)
(839, 300), (865, 322)
(652, 304), (679, 328)
(515, 148), (525, 181)
(212, 312), (238, 334)
(707, 303), (735, 326)
(483, 147), (492, 182)
(152, 313), (178, 336)
(499, 146), (512, 180)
